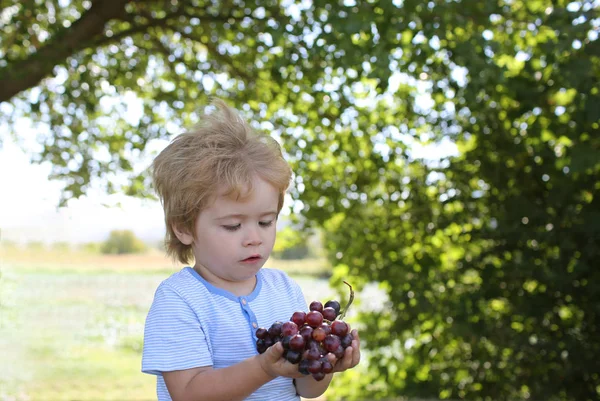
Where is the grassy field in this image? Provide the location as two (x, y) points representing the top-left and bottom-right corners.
(0, 247), (337, 401)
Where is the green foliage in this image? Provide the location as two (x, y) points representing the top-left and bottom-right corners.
(51, 241), (71, 252)
(272, 226), (310, 260)
(0, 0), (369, 204)
(287, 2), (600, 401)
(275, 243), (310, 260)
(80, 242), (102, 254)
(0, 239), (17, 249)
(1, 0), (599, 400)
(101, 230), (146, 255)
(26, 241), (45, 250)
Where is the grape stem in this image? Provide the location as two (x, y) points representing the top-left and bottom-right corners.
(338, 281), (354, 321)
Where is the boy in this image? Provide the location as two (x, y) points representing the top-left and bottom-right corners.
(142, 99), (360, 401)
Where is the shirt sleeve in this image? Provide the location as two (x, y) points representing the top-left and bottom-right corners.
(142, 282), (213, 375)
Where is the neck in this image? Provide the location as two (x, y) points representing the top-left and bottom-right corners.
(193, 264), (257, 297)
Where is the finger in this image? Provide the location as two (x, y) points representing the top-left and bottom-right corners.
(351, 341), (361, 367)
(351, 331), (360, 350)
(281, 362), (303, 378)
(350, 330), (361, 365)
(332, 346), (353, 372)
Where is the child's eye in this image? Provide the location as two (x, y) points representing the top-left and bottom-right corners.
(259, 220), (273, 227)
(223, 224), (241, 231)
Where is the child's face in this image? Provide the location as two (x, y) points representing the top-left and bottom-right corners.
(186, 176), (279, 290)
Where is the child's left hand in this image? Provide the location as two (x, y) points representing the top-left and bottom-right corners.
(326, 327), (361, 372)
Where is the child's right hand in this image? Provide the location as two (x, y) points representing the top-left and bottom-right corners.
(257, 342), (306, 379)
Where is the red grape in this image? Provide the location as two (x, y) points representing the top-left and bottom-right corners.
(307, 359), (322, 374)
(299, 325), (313, 342)
(324, 300), (341, 315)
(298, 359), (310, 375)
(321, 358), (334, 374)
(289, 334), (305, 351)
(305, 311), (323, 328)
(285, 350), (302, 364)
(304, 341), (322, 360)
(256, 339), (267, 354)
(333, 345), (345, 359)
(255, 328), (268, 339)
(341, 333), (353, 348)
(322, 307), (337, 321)
(281, 335), (292, 350)
(311, 326), (327, 342)
(312, 372), (326, 381)
(309, 301), (324, 313)
(331, 320), (349, 337)
(290, 311), (306, 327)
(254, 283), (356, 378)
(319, 323), (331, 336)
(281, 321), (299, 337)
(323, 334), (341, 353)
(268, 321), (283, 337)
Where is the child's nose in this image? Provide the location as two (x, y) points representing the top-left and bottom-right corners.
(243, 226), (262, 247)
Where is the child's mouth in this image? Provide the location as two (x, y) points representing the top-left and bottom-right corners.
(242, 256), (261, 262)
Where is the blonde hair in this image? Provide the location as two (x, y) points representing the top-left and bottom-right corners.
(152, 99), (292, 264)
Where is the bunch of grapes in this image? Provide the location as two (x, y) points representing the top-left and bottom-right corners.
(255, 282), (354, 381)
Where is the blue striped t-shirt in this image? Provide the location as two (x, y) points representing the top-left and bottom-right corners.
(142, 267), (308, 401)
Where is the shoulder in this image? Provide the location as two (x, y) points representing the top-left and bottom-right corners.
(260, 267), (292, 280)
(152, 267), (207, 302)
(258, 268), (305, 300)
(161, 267), (196, 286)
(146, 268), (214, 325)
(259, 268), (298, 288)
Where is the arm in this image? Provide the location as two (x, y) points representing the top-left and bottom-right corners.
(294, 374), (333, 399)
(163, 341), (304, 401)
(163, 356), (271, 401)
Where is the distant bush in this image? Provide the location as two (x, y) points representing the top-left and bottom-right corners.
(152, 240), (167, 252)
(26, 241), (45, 250)
(0, 239), (17, 249)
(101, 230), (147, 255)
(52, 241), (71, 252)
(277, 244), (310, 260)
(80, 242), (102, 253)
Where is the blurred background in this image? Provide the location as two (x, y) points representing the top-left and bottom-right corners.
(0, 1), (599, 400)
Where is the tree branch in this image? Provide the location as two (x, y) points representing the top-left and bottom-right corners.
(0, 0), (130, 103)
(91, 5), (248, 49)
(91, 22), (156, 48)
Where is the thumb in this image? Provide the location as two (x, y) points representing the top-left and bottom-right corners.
(264, 341), (284, 363)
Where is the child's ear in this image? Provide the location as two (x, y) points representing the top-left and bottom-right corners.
(172, 224), (194, 245)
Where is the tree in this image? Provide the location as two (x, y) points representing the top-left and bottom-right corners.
(101, 229), (146, 254)
(0, 0), (370, 203)
(291, 1), (600, 401)
(272, 225), (311, 260)
(1, 1), (599, 400)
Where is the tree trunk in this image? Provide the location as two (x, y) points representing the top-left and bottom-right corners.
(0, 0), (129, 103)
